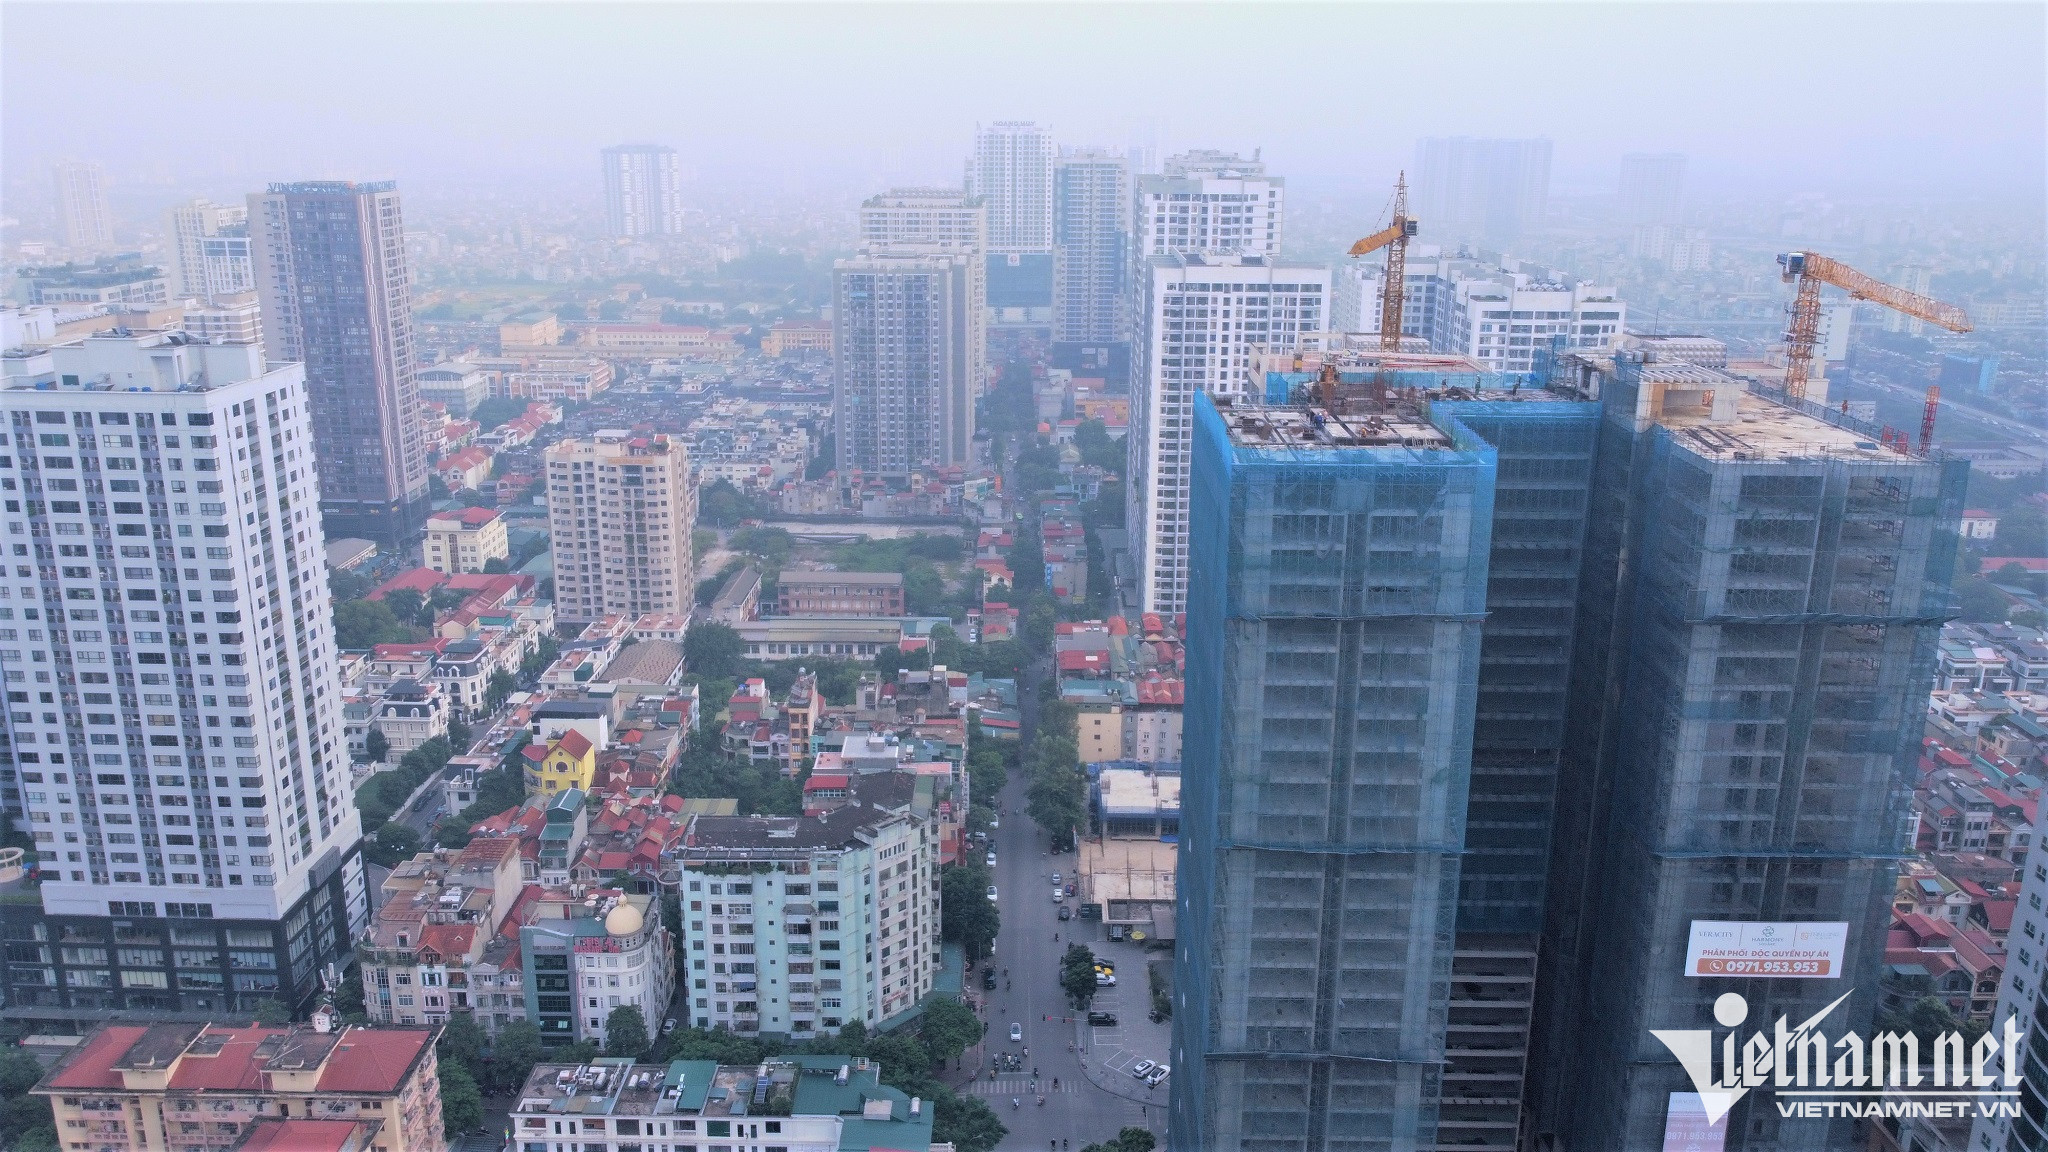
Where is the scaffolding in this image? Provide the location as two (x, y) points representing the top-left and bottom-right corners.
(1535, 349), (1968, 1150)
(1174, 394), (1495, 1152)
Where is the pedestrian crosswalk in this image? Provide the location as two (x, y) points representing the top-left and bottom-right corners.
(964, 1077), (1081, 1096)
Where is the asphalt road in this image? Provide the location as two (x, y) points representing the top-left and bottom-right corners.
(979, 774), (1151, 1152)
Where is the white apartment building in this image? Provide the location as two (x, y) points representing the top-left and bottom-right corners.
(54, 161), (114, 252)
(1053, 147), (1131, 346)
(523, 890), (674, 1048)
(1127, 254), (1328, 615)
(832, 252), (977, 477)
(600, 144), (685, 238)
(971, 121), (1054, 253)
(1330, 250), (1627, 376)
(163, 198), (254, 301)
(677, 774), (939, 1036)
(858, 187), (988, 396)
(1971, 807), (2048, 1151)
(0, 327), (367, 1018)
(1133, 150), (1284, 266)
(546, 430), (697, 627)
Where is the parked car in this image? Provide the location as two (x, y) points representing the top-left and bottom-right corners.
(983, 967), (998, 991)
(1146, 1065), (1170, 1086)
(1010, 1022), (1024, 1043)
(987, 885), (999, 902)
(1052, 872), (1061, 885)
(1088, 1011), (1118, 1027)
(1052, 887), (1064, 903)
(1108, 924), (1126, 942)
(986, 850), (997, 866)
(1096, 971), (1116, 986)
(1130, 1060), (1156, 1079)
(1066, 882), (1077, 896)
(1058, 905), (1073, 921)
(662, 1017), (677, 1035)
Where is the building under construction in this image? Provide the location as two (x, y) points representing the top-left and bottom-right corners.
(1172, 335), (1965, 1151)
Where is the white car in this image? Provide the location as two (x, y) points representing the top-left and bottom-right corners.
(1130, 1059), (1156, 1079)
(1096, 971), (1116, 986)
(1052, 872), (1061, 885)
(1052, 887), (1064, 903)
(989, 817), (999, 829)
(1146, 1065), (1170, 1086)
(1009, 1022), (1024, 1043)
(986, 851), (997, 866)
(987, 885), (999, 902)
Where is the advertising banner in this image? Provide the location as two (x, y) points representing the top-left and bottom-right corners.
(1685, 920), (1847, 978)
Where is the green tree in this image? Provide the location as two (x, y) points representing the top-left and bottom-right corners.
(471, 396), (527, 431)
(550, 1040), (601, 1063)
(485, 669), (519, 713)
(439, 1057), (485, 1136)
(448, 718), (474, 751)
(1073, 419), (1126, 477)
(932, 1088), (1007, 1152)
(699, 480), (771, 527)
(683, 622), (747, 679)
(1059, 944), (1099, 1009)
(940, 864), (1001, 961)
(918, 996), (984, 1065)
(253, 999), (292, 1025)
(367, 822), (424, 867)
(605, 1005), (650, 1059)
(332, 962), (366, 1022)
(1081, 1127), (1158, 1152)
(489, 1020), (547, 1094)
(1957, 576), (2011, 622)
(363, 729), (391, 764)
(332, 598), (418, 649)
(438, 1011), (486, 1071)
(1027, 759), (1086, 850)
(382, 588), (427, 627)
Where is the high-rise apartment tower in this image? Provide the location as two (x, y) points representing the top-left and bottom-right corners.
(163, 199), (255, 302)
(249, 180), (429, 544)
(1413, 137), (1553, 246)
(1052, 147), (1131, 373)
(832, 253), (977, 478)
(545, 430), (697, 627)
(0, 327), (368, 1024)
(600, 144), (685, 237)
(54, 161), (115, 252)
(857, 188), (988, 396)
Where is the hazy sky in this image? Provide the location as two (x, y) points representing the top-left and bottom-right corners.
(4, 2), (2043, 208)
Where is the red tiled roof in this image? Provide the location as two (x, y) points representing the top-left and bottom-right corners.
(315, 1029), (435, 1094)
(806, 774), (851, 792)
(369, 568), (449, 600)
(236, 1121), (367, 1152)
(554, 729), (594, 758)
(431, 506), (503, 527)
(41, 1025), (147, 1089)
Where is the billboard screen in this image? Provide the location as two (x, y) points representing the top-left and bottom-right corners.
(1685, 920), (1848, 978)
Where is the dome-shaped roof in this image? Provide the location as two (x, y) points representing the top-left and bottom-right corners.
(605, 901), (644, 937)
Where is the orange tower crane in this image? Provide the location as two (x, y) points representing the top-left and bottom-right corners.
(1350, 173), (1421, 353)
(1776, 251), (1972, 403)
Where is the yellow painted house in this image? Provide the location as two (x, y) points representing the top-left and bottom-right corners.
(523, 729), (596, 795)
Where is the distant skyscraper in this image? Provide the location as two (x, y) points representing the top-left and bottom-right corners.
(0, 326), (368, 1021)
(857, 187), (988, 396)
(546, 431), (697, 626)
(164, 198), (254, 301)
(1886, 264), (1936, 334)
(1127, 255), (1326, 615)
(832, 251), (976, 478)
(250, 180), (429, 542)
(1413, 136), (1553, 246)
(53, 161), (114, 252)
(1052, 147), (1131, 360)
(970, 121), (1054, 253)
(600, 144), (685, 237)
(1618, 152), (1686, 226)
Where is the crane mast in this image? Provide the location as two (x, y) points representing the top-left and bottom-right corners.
(1349, 173), (1420, 353)
(1777, 251), (1973, 402)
